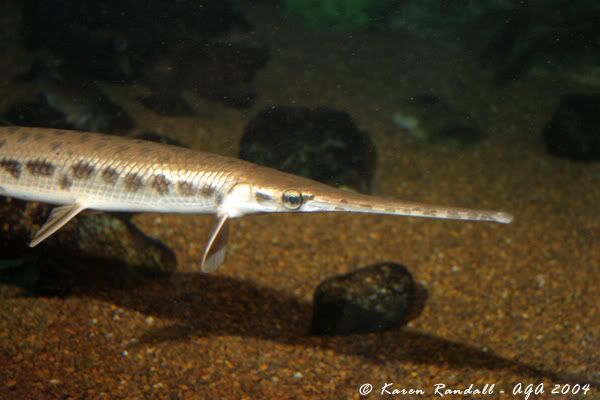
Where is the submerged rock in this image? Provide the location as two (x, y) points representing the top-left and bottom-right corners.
(6, 59), (135, 134)
(392, 95), (485, 149)
(310, 262), (419, 336)
(134, 131), (189, 148)
(3, 94), (134, 134)
(389, 2), (600, 85)
(543, 94), (600, 161)
(240, 106), (376, 193)
(141, 42), (269, 113)
(52, 213), (177, 273)
(0, 198), (177, 295)
(21, 0), (242, 82)
(482, 5), (600, 85)
(3, 101), (68, 130)
(479, 10), (531, 73)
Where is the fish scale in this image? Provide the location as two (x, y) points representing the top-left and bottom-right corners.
(0, 126), (238, 212)
(0, 126), (513, 272)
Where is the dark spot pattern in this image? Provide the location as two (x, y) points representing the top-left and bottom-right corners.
(255, 192), (272, 204)
(139, 146), (153, 155)
(59, 175), (72, 190)
(200, 186), (215, 197)
(117, 145), (130, 152)
(79, 134), (92, 143)
(71, 161), (95, 179)
(34, 132), (46, 142)
(50, 142), (62, 151)
(94, 142), (107, 150)
(0, 139), (5, 148)
(102, 167), (119, 185)
(215, 193), (224, 205)
(17, 132), (30, 143)
(26, 160), (55, 177)
(359, 204), (373, 209)
(124, 173), (144, 192)
(152, 174), (170, 195)
(178, 182), (196, 196)
(0, 159), (22, 178)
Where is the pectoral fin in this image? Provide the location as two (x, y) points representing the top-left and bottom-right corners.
(200, 214), (230, 273)
(29, 203), (86, 247)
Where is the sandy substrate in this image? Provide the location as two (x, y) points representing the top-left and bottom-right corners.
(1, 3), (598, 399)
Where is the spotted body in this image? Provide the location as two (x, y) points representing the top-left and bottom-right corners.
(0, 127), (243, 212)
(0, 126), (513, 272)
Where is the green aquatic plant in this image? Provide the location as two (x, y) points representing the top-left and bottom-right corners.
(283, 0), (395, 31)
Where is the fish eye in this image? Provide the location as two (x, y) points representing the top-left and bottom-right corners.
(282, 189), (303, 210)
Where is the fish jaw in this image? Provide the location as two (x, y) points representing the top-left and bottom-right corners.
(299, 184), (513, 224)
(226, 164), (513, 224)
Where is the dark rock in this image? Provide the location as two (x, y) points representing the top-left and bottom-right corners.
(310, 262), (419, 336)
(486, 5), (600, 86)
(141, 42), (269, 113)
(3, 92), (134, 134)
(53, 213), (177, 274)
(21, 0), (241, 82)
(392, 95), (485, 149)
(134, 131), (189, 148)
(0, 198), (177, 296)
(0, 198), (35, 258)
(7, 60), (135, 133)
(478, 9), (543, 86)
(17, 1), (265, 110)
(480, 10), (531, 72)
(543, 94), (600, 161)
(137, 92), (196, 116)
(3, 101), (70, 130)
(388, 2), (600, 85)
(240, 106), (377, 193)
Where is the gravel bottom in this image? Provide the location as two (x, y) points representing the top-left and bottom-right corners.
(1, 3), (599, 399)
